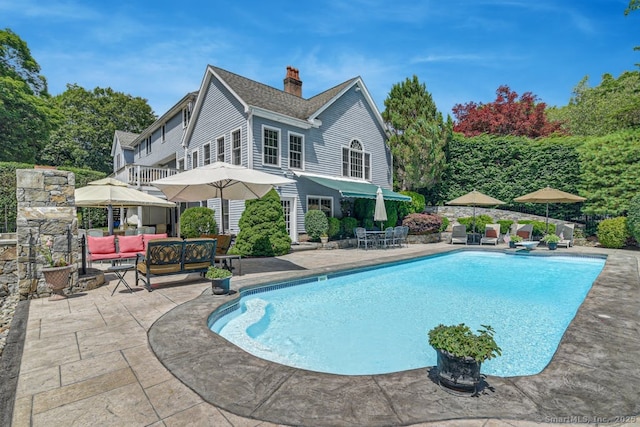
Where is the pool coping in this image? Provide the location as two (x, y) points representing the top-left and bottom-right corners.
(148, 247), (640, 426)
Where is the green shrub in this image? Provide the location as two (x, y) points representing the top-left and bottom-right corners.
(627, 194), (640, 244)
(231, 189), (291, 256)
(439, 216), (450, 232)
(304, 209), (329, 241)
(518, 219), (554, 236)
(354, 198), (375, 224)
(397, 191), (426, 219)
(457, 214), (493, 233)
(180, 207), (217, 238)
(597, 217), (628, 249)
(402, 213), (442, 235)
(340, 217), (358, 237)
(383, 201), (398, 229)
(327, 217), (341, 239)
(497, 219), (514, 235)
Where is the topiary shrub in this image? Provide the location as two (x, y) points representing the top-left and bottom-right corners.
(180, 207), (217, 238)
(304, 209), (329, 241)
(230, 189), (291, 256)
(402, 213), (442, 235)
(597, 217), (628, 249)
(327, 216), (341, 240)
(627, 193), (640, 244)
(340, 217), (358, 238)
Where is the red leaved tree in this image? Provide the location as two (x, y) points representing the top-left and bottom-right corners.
(452, 85), (566, 138)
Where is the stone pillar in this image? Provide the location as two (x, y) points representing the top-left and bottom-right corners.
(16, 169), (79, 299)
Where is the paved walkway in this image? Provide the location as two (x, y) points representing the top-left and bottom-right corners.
(5, 242), (640, 426)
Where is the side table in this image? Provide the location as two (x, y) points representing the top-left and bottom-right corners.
(107, 264), (135, 295)
(215, 255), (242, 276)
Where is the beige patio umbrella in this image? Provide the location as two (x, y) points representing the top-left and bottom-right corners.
(374, 186), (387, 230)
(151, 162), (295, 233)
(514, 186), (586, 234)
(75, 177), (176, 235)
(446, 190), (505, 233)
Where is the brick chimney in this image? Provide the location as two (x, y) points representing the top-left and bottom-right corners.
(283, 66), (302, 97)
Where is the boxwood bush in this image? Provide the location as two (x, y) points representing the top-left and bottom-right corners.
(457, 214), (493, 233)
(340, 217), (358, 238)
(626, 193), (640, 245)
(180, 207), (217, 237)
(305, 209), (329, 241)
(597, 217), (629, 249)
(327, 216), (341, 239)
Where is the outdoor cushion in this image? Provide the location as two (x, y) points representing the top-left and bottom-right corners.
(485, 229), (498, 238)
(516, 230), (530, 239)
(142, 233), (168, 250)
(118, 235), (144, 253)
(88, 235), (116, 254)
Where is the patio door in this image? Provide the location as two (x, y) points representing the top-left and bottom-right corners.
(281, 197), (297, 243)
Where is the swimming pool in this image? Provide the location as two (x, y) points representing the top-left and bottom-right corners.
(209, 251), (605, 377)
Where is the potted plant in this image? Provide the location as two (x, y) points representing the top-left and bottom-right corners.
(206, 265), (233, 295)
(320, 233), (329, 245)
(40, 238), (72, 301)
(541, 233), (560, 250)
(428, 323), (501, 395)
(508, 234), (523, 248)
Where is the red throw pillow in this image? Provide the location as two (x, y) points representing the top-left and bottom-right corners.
(118, 235), (144, 253)
(485, 229), (498, 238)
(88, 235), (116, 254)
(516, 230), (530, 239)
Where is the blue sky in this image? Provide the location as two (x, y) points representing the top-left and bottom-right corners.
(2, 0), (637, 117)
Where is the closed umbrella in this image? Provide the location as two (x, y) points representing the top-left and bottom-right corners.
(446, 190), (505, 233)
(75, 178), (176, 235)
(151, 162), (295, 233)
(374, 186), (387, 230)
(514, 186), (586, 233)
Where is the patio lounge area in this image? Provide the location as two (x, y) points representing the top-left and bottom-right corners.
(3, 242), (639, 426)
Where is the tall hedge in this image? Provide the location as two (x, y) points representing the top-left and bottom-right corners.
(230, 189), (290, 256)
(439, 134), (584, 220)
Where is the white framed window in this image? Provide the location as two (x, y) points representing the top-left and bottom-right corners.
(222, 199), (229, 233)
(116, 153), (121, 170)
(191, 150), (198, 169)
(217, 136), (225, 162)
(307, 196), (333, 217)
(342, 139), (370, 180)
(232, 128), (241, 165)
(146, 136), (152, 155)
(262, 126), (279, 166)
(177, 158), (184, 171)
(288, 132), (304, 170)
(203, 142), (212, 165)
(161, 125), (166, 143)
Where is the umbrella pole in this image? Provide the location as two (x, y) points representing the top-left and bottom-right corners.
(220, 189), (225, 234)
(472, 205), (476, 233)
(546, 202), (549, 234)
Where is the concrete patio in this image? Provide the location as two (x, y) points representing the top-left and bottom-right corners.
(3, 242), (640, 426)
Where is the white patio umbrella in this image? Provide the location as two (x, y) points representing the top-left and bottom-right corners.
(374, 186), (387, 230)
(150, 162), (295, 233)
(75, 178), (176, 235)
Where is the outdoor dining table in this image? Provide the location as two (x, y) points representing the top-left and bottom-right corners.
(365, 230), (386, 248)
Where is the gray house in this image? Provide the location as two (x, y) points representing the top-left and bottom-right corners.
(111, 65), (408, 241)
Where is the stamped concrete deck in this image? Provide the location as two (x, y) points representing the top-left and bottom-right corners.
(4, 242), (640, 426)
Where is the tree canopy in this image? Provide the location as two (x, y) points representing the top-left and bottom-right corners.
(452, 85), (565, 138)
(39, 84), (156, 173)
(382, 75), (450, 192)
(0, 28), (47, 96)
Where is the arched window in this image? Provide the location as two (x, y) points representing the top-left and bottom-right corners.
(342, 139), (370, 179)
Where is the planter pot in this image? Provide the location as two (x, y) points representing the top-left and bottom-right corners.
(434, 348), (482, 396)
(211, 277), (231, 295)
(547, 242), (558, 250)
(320, 236), (329, 244)
(42, 265), (72, 301)
(509, 241), (516, 249)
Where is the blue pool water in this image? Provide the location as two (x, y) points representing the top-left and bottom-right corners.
(209, 251), (605, 377)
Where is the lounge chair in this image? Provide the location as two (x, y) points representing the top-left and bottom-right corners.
(556, 223), (575, 248)
(515, 223), (533, 241)
(450, 224), (467, 245)
(480, 224), (500, 245)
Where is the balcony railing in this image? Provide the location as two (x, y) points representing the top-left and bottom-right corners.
(115, 165), (180, 188)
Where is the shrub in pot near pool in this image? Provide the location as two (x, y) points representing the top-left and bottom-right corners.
(541, 233), (561, 250)
(206, 266), (233, 294)
(428, 323), (501, 395)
